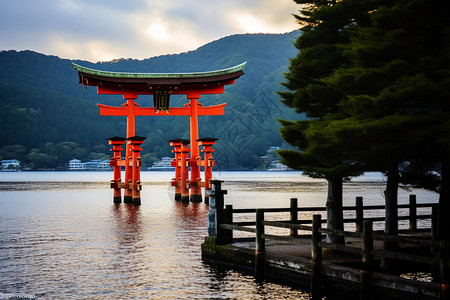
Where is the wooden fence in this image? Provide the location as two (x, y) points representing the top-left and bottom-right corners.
(221, 195), (436, 235)
(207, 180), (448, 299)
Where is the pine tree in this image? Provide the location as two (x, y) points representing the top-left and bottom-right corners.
(278, 0), (377, 243)
(325, 0), (450, 241)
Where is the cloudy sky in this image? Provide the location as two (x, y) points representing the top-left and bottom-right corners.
(0, 0), (300, 62)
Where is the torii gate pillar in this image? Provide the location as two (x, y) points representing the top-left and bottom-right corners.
(180, 140), (191, 203)
(169, 138), (190, 201)
(197, 137), (218, 205)
(124, 97), (138, 203)
(127, 136), (146, 206)
(107, 136), (126, 204)
(188, 96), (202, 202)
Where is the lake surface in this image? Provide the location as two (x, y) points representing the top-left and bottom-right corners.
(0, 171), (439, 299)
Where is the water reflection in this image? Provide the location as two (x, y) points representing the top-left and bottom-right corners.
(1, 172), (438, 299)
(173, 202), (209, 227)
(171, 201), (209, 261)
(112, 204), (142, 238)
(111, 204), (145, 262)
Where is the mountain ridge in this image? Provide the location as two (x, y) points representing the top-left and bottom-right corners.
(0, 31), (302, 170)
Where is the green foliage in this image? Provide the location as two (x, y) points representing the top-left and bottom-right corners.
(86, 152), (109, 161)
(325, 0), (450, 170)
(27, 151), (56, 170)
(141, 153), (159, 168)
(280, 0), (377, 118)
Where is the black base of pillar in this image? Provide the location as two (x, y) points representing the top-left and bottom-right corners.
(190, 194), (202, 203)
(132, 198), (141, 206)
(174, 193), (181, 201)
(204, 195), (209, 205)
(124, 195), (133, 204)
(113, 197), (122, 204)
(181, 195), (190, 203)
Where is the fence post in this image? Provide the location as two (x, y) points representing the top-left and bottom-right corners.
(311, 214), (322, 300)
(360, 220), (373, 300)
(439, 240), (450, 299)
(356, 197), (364, 233)
(409, 194), (417, 231)
(207, 180), (228, 244)
(255, 209), (265, 282)
(290, 198), (298, 237)
(432, 205), (438, 239)
(224, 205), (233, 243)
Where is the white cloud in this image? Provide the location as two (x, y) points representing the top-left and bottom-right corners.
(0, 0), (299, 62)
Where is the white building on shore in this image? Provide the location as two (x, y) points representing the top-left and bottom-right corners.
(68, 159), (85, 170)
(68, 159), (111, 171)
(148, 157), (174, 171)
(1, 159), (21, 171)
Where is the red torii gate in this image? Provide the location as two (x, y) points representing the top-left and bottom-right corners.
(72, 62), (245, 205)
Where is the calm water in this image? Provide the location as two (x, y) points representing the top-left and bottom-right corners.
(0, 171), (439, 299)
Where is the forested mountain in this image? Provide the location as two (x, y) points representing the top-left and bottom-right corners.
(0, 31), (302, 170)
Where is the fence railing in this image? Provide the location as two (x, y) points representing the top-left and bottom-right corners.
(221, 196), (436, 237)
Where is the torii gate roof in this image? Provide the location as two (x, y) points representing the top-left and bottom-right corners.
(72, 62), (246, 97)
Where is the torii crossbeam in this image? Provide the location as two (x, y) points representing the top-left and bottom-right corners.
(73, 62), (245, 205)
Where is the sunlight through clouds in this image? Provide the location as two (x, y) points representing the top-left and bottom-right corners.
(131, 9), (204, 59)
(232, 14), (272, 33)
(146, 23), (169, 40)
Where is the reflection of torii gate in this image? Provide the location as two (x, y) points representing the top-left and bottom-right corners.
(72, 62), (245, 205)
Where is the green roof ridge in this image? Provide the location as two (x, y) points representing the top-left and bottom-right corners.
(72, 62), (246, 79)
